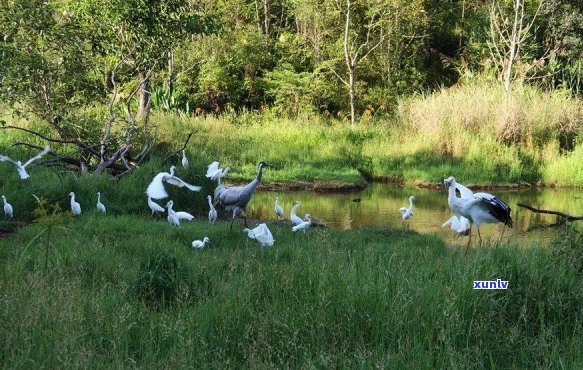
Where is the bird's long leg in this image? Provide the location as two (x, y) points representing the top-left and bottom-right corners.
(243, 211), (248, 228)
(229, 208), (237, 232)
(498, 225), (507, 244)
(465, 226), (472, 254)
(477, 228), (483, 246)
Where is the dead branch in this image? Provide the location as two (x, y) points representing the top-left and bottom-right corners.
(517, 202), (583, 221)
(0, 126), (79, 145)
(162, 132), (195, 165)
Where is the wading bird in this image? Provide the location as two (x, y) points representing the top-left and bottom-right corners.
(192, 237), (210, 249)
(214, 161), (269, 231)
(165, 202), (181, 226)
(0, 146), (50, 180)
(207, 195), (217, 223)
(290, 201), (303, 226)
(399, 196), (415, 226)
(166, 200), (194, 221)
(441, 215), (470, 236)
(69, 192), (81, 216)
(181, 150), (189, 168)
(444, 176), (513, 249)
(243, 223), (275, 247)
(148, 196), (165, 216)
(206, 161), (231, 184)
(96, 192), (106, 214)
(2, 195), (13, 218)
(146, 166), (201, 200)
(292, 214), (313, 233)
(274, 197), (284, 220)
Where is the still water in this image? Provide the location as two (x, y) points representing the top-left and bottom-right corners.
(247, 184), (583, 246)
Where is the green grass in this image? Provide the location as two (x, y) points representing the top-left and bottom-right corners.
(0, 213), (582, 368)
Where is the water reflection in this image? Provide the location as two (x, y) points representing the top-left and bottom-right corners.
(247, 184), (583, 246)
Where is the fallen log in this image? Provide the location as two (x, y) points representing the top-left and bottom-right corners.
(517, 203), (583, 222)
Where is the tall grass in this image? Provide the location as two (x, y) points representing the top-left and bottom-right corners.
(1, 82), (582, 186)
(0, 216), (582, 368)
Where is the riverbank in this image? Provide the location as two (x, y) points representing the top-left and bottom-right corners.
(0, 214), (582, 368)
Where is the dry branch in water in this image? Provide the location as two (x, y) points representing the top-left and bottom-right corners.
(517, 202), (583, 222)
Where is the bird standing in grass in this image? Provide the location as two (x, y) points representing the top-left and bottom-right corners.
(69, 192), (81, 216)
(2, 195), (13, 218)
(181, 150), (189, 168)
(444, 176), (513, 249)
(0, 146), (50, 180)
(399, 196), (415, 226)
(292, 214), (313, 233)
(274, 197), (284, 220)
(165, 202), (181, 226)
(207, 195), (217, 223)
(96, 192), (106, 214)
(214, 161), (270, 231)
(206, 161), (231, 184)
(148, 196), (165, 216)
(146, 165), (201, 200)
(243, 223), (275, 247)
(166, 200), (194, 221)
(192, 237), (210, 249)
(290, 201), (303, 226)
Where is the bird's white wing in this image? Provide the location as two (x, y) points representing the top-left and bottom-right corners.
(0, 155), (18, 166)
(206, 161), (220, 177)
(175, 211), (194, 221)
(23, 147), (50, 167)
(254, 224), (274, 246)
(164, 175), (202, 192)
(441, 216), (456, 228)
(399, 207), (407, 215)
(146, 173), (169, 199)
(455, 183), (474, 199)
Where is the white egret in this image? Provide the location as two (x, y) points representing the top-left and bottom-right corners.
(206, 161), (231, 184)
(192, 237), (210, 249)
(69, 192), (81, 216)
(274, 197), (284, 220)
(290, 201), (303, 226)
(165, 202), (181, 226)
(165, 200), (194, 221)
(207, 195), (217, 223)
(2, 195), (13, 218)
(96, 192), (106, 214)
(146, 165), (202, 200)
(181, 150), (189, 168)
(441, 215), (470, 236)
(148, 196), (165, 216)
(444, 176), (513, 248)
(243, 223), (275, 247)
(0, 146), (50, 180)
(214, 162), (269, 231)
(292, 214), (313, 233)
(399, 196), (415, 226)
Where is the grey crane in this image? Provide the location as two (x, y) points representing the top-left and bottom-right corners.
(214, 161), (270, 231)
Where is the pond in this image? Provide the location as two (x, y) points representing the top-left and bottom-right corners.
(247, 184), (583, 247)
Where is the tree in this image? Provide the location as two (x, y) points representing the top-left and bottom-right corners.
(488, 0), (547, 91)
(332, 0), (385, 126)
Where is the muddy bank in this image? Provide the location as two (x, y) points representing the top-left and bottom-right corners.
(413, 180), (544, 191)
(256, 180), (368, 193)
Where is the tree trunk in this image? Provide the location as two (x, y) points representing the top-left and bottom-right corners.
(349, 68), (356, 127)
(167, 49), (174, 94)
(137, 72), (151, 123)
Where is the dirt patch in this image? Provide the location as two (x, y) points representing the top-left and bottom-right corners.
(373, 175), (406, 185)
(257, 180), (368, 193)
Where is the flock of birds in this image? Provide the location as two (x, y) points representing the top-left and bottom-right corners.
(1, 146), (514, 250)
(0, 147), (316, 249)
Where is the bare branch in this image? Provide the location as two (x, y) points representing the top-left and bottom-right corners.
(162, 132), (195, 165)
(517, 202), (583, 221)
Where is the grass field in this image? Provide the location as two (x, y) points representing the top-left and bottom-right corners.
(0, 211), (582, 368)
